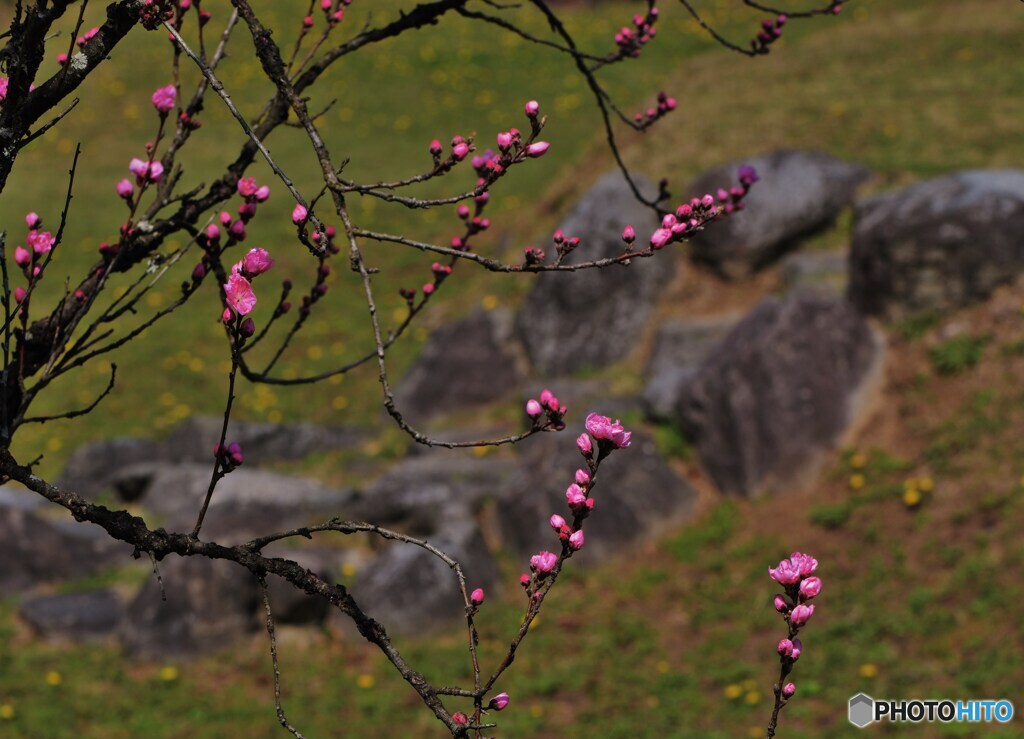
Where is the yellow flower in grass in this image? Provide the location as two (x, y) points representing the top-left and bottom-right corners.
(849, 453), (868, 469)
(918, 477), (934, 492)
(356, 674), (375, 689)
(859, 663), (878, 679)
(748, 728), (764, 739)
(744, 691), (761, 705)
(159, 666), (179, 682)
(724, 684), (743, 700)
(45, 671), (62, 686)
(903, 488), (922, 508)
(849, 473), (866, 490)
(0, 704), (14, 720)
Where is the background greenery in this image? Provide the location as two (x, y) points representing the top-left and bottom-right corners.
(2, 0), (1023, 736)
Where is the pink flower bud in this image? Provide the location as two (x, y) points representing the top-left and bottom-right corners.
(429, 138), (442, 156)
(650, 228), (672, 248)
(239, 317), (256, 337)
(575, 468), (590, 486)
(773, 595), (789, 613)
(422, 283), (435, 295)
(526, 399), (543, 417)
(524, 100), (539, 117)
(519, 573), (531, 587)
(222, 308), (233, 323)
(470, 588), (485, 606)
(576, 433), (593, 456)
(496, 131), (513, 150)
(777, 638), (794, 657)
(799, 576), (822, 601)
(129, 158), (148, 178)
(242, 247), (274, 276)
(254, 185), (271, 202)
(452, 142), (470, 161)
(488, 692), (510, 711)
(151, 85), (176, 114)
(147, 161), (164, 181)
(13, 287), (26, 303)
(622, 225), (635, 244)
(452, 712), (468, 726)
(782, 683), (796, 698)
(568, 530), (585, 551)
(14, 246), (30, 266)
(25, 212), (40, 228)
(525, 141), (550, 158)
(549, 514), (566, 531)
(700, 194), (715, 208)
(789, 604), (814, 626)
(565, 483), (586, 506)
(790, 638), (802, 661)
(116, 179), (133, 198)
(291, 204), (308, 224)
(205, 224), (221, 242)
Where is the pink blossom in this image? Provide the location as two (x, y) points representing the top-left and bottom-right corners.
(242, 248), (274, 276)
(700, 193), (715, 208)
(525, 141), (550, 158)
(788, 552), (818, 577)
(525, 399), (542, 417)
(584, 413), (632, 449)
(116, 179), (133, 198)
(151, 85), (176, 113)
(205, 224), (221, 242)
(576, 433), (593, 456)
(292, 203), (308, 223)
(452, 713), (468, 726)
(452, 142), (470, 161)
(254, 185), (271, 202)
(777, 638), (794, 657)
(539, 388), (554, 405)
(530, 551), (558, 574)
(470, 588), (485, 606)
(622, 225), (635, 244)
(148, 161), (164, 181)
(524, 100), (539, 117)
(224, 272), (257, 315)
(429, 138), (442, 156)
(0, 76), (8, 102)
(14, 246), (30, 266)
(27, 230), (54, 255)
(488, 692), (510, 711)
(237, 177), (258, 198)
(790, 638), (802, 661)
(773, 594), (789, 613)
(13, 287), (26, 303)
(782, 683), (796, 698)
(568, 530), (585, 551)
(549, 514), (566, 531)
(768, 558), (801, 586)
(649, 228), (672, 248)
(25, 212), (40, 228)
(575, 468), (590, 486)
(565, 484), (586, 507)
(799, 576), (822, 600)
(789, 604), (815, 626)
(496, 131), (513, 150)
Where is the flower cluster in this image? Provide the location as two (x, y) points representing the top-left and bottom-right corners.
(214, 441), (244, 473)
(752, 15), (787, 55)
(520, 414), (630, 596)
(614, 7), (659, 59)
(645, 165), (759, 249)
(524, 388), (567, 431)
(633, 91), (677, 129)
(139, 0), (176, 30)
(11, 212), (56, 311)
(768, 552), (822, 710)
(222, 247), (275, 343)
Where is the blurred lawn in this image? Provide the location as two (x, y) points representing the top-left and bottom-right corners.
(3, 0), (1024, 737)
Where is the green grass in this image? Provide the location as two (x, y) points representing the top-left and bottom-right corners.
(4, 0), (1024, 737)
(928, 335), (990, 376)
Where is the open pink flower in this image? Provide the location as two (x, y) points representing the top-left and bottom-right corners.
(151, 85), (176, 114)
(27, 229), (54, 254)
(223, 272), (257, 315)
(237, 177), (258, 198)
(530, 551), (558, 574)
(768, 557), (802, 586)
(584, 413), (631, 448)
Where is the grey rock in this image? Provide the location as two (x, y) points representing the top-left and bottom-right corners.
(0, 505), (132, 593)
(688, 150), (869, 278)
(676, 291), (883, 497)
(394, 309), (526, 419)
(848, 170), (1024, 318)
(56, 437), (161, 498)
(122, 556), (260, 659)
(496, 427), (697, 562)
(642, 315), (739, 421)
(516, 172), (672, 374)
(140, 464), (355, 541)
(20, 590), (122, 640)
(780, 249), (849, 296)
(262, 549), (342, 625)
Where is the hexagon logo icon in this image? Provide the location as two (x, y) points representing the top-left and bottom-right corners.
(849, 693), (875, 728)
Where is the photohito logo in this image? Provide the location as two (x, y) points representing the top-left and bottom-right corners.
(848, 693), (1014, 728)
